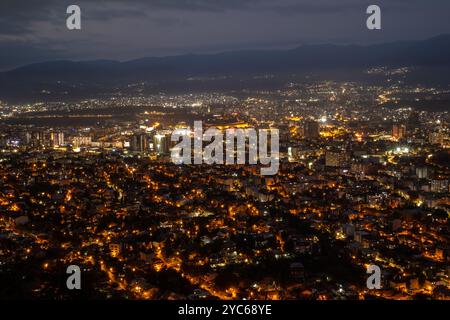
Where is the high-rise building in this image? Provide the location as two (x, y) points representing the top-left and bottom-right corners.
(130, 133), (148, 153)
(153, 131), (172, 154)
(31, 131), (46, 147)
(50, 132), (64, 147)
(72, 136), (92, 148)
(303, 120), (320, 140)
(25, 132), (32, 145)
(392, 124), (406, 140)
(415, 167), (429, 179)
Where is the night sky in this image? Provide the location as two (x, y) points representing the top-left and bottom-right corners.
(1, 0), (450, 70)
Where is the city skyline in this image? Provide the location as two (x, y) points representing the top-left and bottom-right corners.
(0, 0), (449, 304)
(1, 78), (449, 300)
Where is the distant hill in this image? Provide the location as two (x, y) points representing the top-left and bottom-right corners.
(1, 35), (450, 102)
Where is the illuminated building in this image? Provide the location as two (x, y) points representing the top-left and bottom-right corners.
(130, 133), (148, 153)
(72, 136), (92, 147)
(415, 167), (429, 179)
(153, 131), (171, 155)
(392, 124), (407, 140)
(50, 132), (65, 147)
(303, 120), (320, 140)
(109, 243), (122, 258)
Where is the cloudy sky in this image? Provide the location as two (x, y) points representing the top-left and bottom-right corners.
(1, 0), (450, 70)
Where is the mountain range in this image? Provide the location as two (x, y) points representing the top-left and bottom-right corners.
(2, 35), (450, 102)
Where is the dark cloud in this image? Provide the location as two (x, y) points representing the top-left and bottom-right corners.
(0, 41), (64, 70)
(0, 0), (450, 70)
